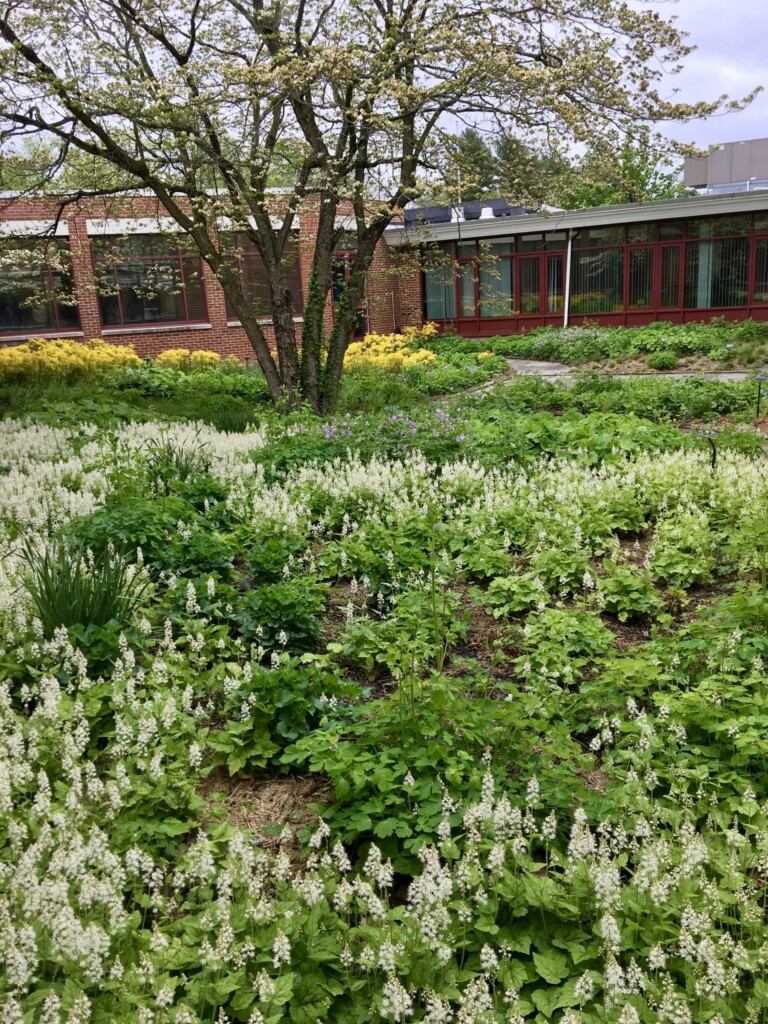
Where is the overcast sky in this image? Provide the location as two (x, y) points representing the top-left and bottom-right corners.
(650, 0), (768, 148)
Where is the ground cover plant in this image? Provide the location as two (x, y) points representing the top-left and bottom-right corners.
(425, 318), (768, 370)
(3, 343), (768, 1022)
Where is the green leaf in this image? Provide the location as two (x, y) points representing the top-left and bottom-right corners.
(271, 972), (295, 1006)
(531, 986), (562, 1018)
(533, 950), (569, 985)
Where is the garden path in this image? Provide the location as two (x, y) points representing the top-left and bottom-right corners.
(503, 358), (750, 383)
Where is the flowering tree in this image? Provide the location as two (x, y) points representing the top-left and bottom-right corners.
(0, 0), (750, 412)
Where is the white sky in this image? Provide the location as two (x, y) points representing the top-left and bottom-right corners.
(649, 0), (768, 148)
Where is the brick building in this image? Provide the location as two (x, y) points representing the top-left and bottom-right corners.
(3, 186), (768, 358)
(0, 192), (405, 359)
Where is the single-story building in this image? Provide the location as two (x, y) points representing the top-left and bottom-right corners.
(384, 190), (768, 336)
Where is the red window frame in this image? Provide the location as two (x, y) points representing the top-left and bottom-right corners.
(0, 239), (80, 336)
(92, 235), (209, 329)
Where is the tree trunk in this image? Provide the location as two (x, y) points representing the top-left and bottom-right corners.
(318, 232), (380, 414)
(300, 193), (338, 413)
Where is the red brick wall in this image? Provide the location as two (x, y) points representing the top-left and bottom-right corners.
(392, 246), (424, 331)
(0, 194), (422, 359)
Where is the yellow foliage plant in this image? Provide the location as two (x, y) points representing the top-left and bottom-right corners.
(344, 324), (438, 373)
(155, 348), (221, 370)
(0, 336), (140, 383)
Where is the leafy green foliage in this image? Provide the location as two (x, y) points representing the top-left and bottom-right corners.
(597, 562), (663, 621)
(646, 350), (679, 371)
(4, 342), (768, 1023)
(208, 659), (362, 774)
(238, 579), (328, 654)
(23, 539), (147, 636)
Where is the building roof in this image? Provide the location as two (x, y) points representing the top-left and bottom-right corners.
(385, 188), (768, 246)
(403, 198), (533, 226)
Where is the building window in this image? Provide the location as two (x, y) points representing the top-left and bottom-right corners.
(570, 248), (625, 314)
(423, 242), (457, 320)
(547, 255), (564, 313)
(660, 247), (681, 307)
(754, 238), (768, 303)
(479, 241), (513, 318)
(628, 248), (653, 309)
(222, 232), (302, 320)
(684, 237), (750, 309)
(0, 239), (79, 334)
(628, 223), (657, 244)
(518, 257), (540, 313)
(686, 214), (751, 238)
(572, 226), (625, 249)
(92, 235), (207, 327)
(659, 221), (684, 241)
(331, 233), (366, 337)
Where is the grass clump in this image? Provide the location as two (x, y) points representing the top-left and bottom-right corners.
(23, 540), (147, 635)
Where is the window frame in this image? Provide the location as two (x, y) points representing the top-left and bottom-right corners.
(0, 237), (80, 337)
(91, 234), (210, 330)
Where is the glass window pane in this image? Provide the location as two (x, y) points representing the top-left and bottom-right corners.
(570, 248), (625, 313)
(456, 242), (476, 258)
(100, 234), (178, 259)
(754, 238), (768, 303)
(331, 259), (347, 303)
(182, 257), (207, 321)
(225, 235), (302, 319)
(573, 227), (624, 248)
(755, 214), (768, 234)
(114, 260), (185, 324)
(686, 215), (751, 238)
(519, 258), (540, 313)
(660, 247), (681, 307)
(0, 267), (56, 332)
(628, 223), (657, 243)
(547, 255), (563, 313)
(659, 221), (684, 241)
(336, 231), (357, 251)
(520, 234), (543, 252)
(459, 262), (476, 316)
(423, 264), (456, 320)
(0, 240), (78, 333)
(95, 235), (206, 326)
(484, 241), (514, 256)
(628, 248), (653, 309)
(684, 237), (750, 308)
(479, 256), (513, 317)
(544, 232), (567, 251)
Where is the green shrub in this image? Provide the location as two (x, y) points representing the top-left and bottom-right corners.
(238, 578), (328, 654)
(646, 350), (679, 371)
(598, 562), (663, 621)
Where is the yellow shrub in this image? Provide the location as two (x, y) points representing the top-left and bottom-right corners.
(401, 322), (439, 344)
(344, 326), (437, 373)
(155, 348), (221, 369)
(477, 351), (495, 360)
(0, 336), (140, 383)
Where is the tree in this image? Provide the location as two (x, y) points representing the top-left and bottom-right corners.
(555, 130), (691, 209)
(444, 129), (501, 201)
(0, 0), (751, 413)
(428, 131), (570, 206)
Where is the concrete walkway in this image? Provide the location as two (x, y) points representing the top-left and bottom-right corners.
(504, 358), (750, 384)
